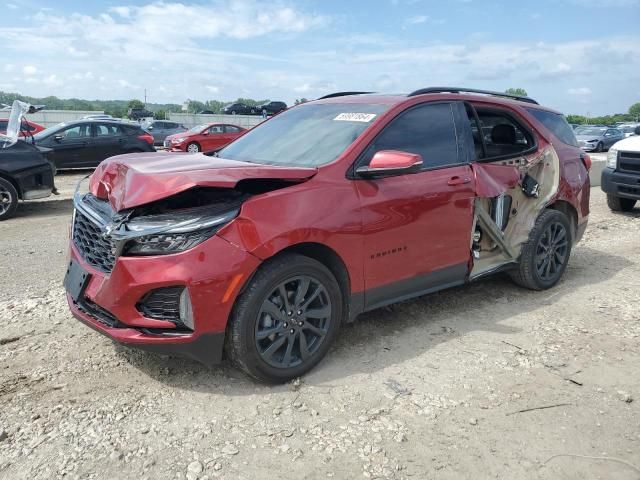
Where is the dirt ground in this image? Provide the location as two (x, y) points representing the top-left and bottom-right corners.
(0, 169), (638, 480)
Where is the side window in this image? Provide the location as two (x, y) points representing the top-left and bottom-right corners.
(61, 124), (91, 139)
(224, 125), (242, 133)
(165, 122), (177, 129)
(208, 125), (224, 134)
(96, 124), (122, 136)
(526, 109), (578, 147)
(473, 108), (534, 159)
(359, 102), (460, 169)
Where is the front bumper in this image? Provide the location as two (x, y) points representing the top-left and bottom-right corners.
(65, 234), (261, 366)
(601, 167), (640, 200)
(14, 163), (55, 200)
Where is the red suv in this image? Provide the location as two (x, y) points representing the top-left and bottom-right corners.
(65, 88), (590, 383)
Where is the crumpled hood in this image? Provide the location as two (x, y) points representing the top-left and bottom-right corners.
(89, 152), (317, 211)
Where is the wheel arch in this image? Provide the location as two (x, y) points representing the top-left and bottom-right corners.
(547, 200), (578, 242)
(0, 172), (22, 199)
(236, 242), (354, 323)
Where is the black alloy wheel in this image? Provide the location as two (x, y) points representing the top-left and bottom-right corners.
(535, 221), (569, 283)
(226, 253), (343, 383)
(0, 177), (19, 221)
(255, 276), (332, 369)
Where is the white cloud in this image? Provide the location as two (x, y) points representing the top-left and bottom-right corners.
(3, 64), (14, 73)
(6, 3), (17, 10)
(405, 15), (429, 25)
(23, 65), (37, 75)
(206, 85), (220, 94)
(568, 87), (592, 96)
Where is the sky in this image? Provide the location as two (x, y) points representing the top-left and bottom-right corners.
(1, 0), (639, 115)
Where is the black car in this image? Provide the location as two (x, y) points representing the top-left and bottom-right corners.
(0, 138), (57, 220)
(256, 101), (287, 115)
(33, 120), (155, 169)
(222, 103), (256, 115)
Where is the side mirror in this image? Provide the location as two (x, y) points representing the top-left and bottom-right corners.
(54, 134), (64, 142)
(356, 150), (423, 178)
(202, 131), (209, 136)
(147, 125), (153, 130)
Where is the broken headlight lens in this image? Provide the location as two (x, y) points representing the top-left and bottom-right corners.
(121, 208), (239, 256)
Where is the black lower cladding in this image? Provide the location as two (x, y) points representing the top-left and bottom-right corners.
(601, 168), (640, 200)
(122, 332), (226, 367)
(363, 262), (468, 311)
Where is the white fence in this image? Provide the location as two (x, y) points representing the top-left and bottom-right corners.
(27, 110), (106, 127)
(168, 113), (264, 129)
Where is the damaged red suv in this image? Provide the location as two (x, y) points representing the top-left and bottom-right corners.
(65, 87), (590, 382)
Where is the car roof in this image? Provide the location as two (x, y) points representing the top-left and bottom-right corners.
(311, 92), (562, 115)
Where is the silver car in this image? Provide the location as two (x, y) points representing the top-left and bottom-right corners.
(576, 127), (625, 152)
(146, 120), (187, 146)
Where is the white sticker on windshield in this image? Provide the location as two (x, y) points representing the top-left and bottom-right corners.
(333, 113), (377, 122)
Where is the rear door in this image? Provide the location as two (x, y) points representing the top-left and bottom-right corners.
(223, 124), (243, 145)
(93, 123), (125, 162)
(201, 124), (225, 151)
(354, 101), (475, 309)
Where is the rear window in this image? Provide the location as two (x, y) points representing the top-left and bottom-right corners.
(527, 109), (578, 147)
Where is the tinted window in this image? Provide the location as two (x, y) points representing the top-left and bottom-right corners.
(470, 108), (533, 159)
(96, 124), (122, 136)
(61, 124), (91, 139)
(526, 109), (578, 147)
(165, 122), (178, 129)
(359, 102), (459, 169)
(208, 125), (224, 134)
(225, 125), (242, 133)
(218, 103), (389, 167)
(0, 120), (8, 130)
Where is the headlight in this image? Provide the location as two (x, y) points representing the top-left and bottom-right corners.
(606, 148), (618, 169)
(115, 208), (239, 256)
(172, 137), (185, 143)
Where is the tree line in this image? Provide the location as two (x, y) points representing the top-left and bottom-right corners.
(2, 88), (637, 124)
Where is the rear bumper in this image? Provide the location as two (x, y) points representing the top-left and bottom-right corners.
(601, 167), (640, 200)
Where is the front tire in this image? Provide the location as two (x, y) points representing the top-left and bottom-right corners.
(226, 253), (343, 383)
(186, 142), (201, 153)
(607, 194), (636, 212)
(0, 177), (19, 221)
(595, 142), (604, 153)
(509, 209), (572, 291)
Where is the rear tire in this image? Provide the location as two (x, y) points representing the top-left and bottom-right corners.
(607, 194), (636, 212)
(509, 209), (572, 291)
(0, 177), (19, 221)
(186, 142), (201, 153)
(226, 253), (343, 383)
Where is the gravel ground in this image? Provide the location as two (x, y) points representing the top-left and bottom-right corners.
(1, 170), (639, 480)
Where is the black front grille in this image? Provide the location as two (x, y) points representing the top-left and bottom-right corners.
(73, 209), (116, 273)
(136, 287), (183, 322)
(619, 151), (640, 174)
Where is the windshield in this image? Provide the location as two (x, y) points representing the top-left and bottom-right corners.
(188, 124), (208, 134)
(577, 127), (606, 136)
(218, 103), (389, 166)
(621, 126), (637, 133)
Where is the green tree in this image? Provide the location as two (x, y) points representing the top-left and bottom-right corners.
(629, 102), (640, 120)
(154, 109), (167, 120)
(127, 99), (145, 110)
(505, 88), (528, 97)
(188, 100), (206, 113)
(294, 98), (309, 105)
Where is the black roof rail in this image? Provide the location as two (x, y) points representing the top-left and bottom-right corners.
(407, 87), (539, 105)
(317, 91), (373, 100)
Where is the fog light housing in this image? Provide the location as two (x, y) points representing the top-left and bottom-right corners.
(179, 289), (194, 330)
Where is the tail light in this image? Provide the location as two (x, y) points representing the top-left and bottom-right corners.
(580, 153), (592, 171)
(138, 133), (154, 145)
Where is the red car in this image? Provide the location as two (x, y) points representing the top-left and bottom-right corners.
(0, 118), (45, 137)
(164, 123), (246, 153)
(65, 87), (590, 382)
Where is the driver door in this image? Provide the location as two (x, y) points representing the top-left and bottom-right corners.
(49, 123), (93, 168)
(354, 102), (475, 309)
